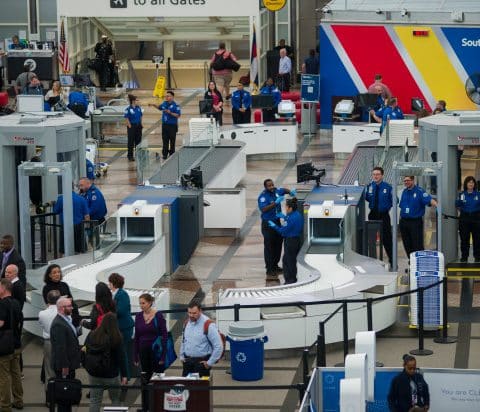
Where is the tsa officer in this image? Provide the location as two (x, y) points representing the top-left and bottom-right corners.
(260, 77), (281, 122)
(149, 90), (181, 160)
(365, 166), (393, 265)
(78, 177), (107, 248)
(258, 179), (295, 281)
(399, 176), (437, 258)
(231, 82), (252, 124)
(124, 94), (143, 161)
(456, 176), (480, 262)
(268, 197), (303, 284)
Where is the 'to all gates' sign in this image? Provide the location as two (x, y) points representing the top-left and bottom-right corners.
(263, 0), (287, 12)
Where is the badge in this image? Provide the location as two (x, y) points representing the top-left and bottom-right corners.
(92, 195), (97, 201)
(369, 186), (373, 193)
(423, 192), (428, 197)
(260, 197), (265, 202)
(130, 108), (135, 114)
(414, 193), (417, 198)
(405, 208), (410, 214)
(383, 189), (387, 193)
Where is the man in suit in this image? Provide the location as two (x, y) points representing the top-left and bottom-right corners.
(0, 235), (26, 286)
(50, 296), (81, 412)
(4, 264), (26, 310)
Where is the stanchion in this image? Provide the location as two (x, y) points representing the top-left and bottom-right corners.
(302, 348), (310, 385)
(366, 298), (384, 367)
(410, 287), (433, 356)
(139, 371), (149, 412)
(316, 321), (326, 367)
(335, 302), (349, 366)
(234, 303), (240, 322)
(434, 278), (457, 344)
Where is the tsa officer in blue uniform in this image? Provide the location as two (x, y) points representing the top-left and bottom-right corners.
(269, 197), (303, 284)
(258, 179), (294, 281)
(53, 190), (90, 254)
(231, 82), (252, 124)
(79, 177), (107, 248)
(124, 94), (143, 161)
(149, 90), (181, 160)
(456, 176), (480, 262)
(365, 166), (393, 265)
(399, 176), (437, 258)
(260, 77), (281, 122)
(86, 159), (95, 180)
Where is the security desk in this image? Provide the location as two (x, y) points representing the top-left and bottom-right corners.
(332, 122), (380, 154)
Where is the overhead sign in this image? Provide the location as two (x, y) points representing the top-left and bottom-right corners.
(301, 74), (320, 103)
(263, 0), (287, 12)
(58, 0), (258, 17)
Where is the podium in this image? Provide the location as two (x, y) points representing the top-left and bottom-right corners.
(150, 377), (212, 412)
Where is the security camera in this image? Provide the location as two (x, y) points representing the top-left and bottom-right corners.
(375, 9), (383, 14)
(401, 9), (409, 17)
(322, 6), (331, 14)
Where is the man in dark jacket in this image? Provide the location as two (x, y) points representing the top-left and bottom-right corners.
(50, 296), (81, 412)
(388, 355), (430, 412)
(4, 264), (26, 310)
(0, 235), (26, 286)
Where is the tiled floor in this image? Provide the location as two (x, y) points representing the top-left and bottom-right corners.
(18, 88), (480, 411)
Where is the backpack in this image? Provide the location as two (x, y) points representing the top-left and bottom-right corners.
(183, 318), (225, 363)
(83, 340), (111, 376)
(211, 52), (227, 71)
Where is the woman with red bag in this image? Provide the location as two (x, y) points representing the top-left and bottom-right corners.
(82, 282), (116, 330)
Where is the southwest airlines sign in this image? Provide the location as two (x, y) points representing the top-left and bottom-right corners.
(58, 0), (258, 17)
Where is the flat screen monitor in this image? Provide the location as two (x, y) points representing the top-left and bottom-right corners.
(251, 95), (275, 109)
(297, 162), (315, 183)
(16, 95), (44, 112)
(59, 74), (75, 87)
(411, 97), (424, 112)
(356, 93), (378, 108)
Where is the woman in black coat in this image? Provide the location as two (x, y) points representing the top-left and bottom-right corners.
(388, 355), (430, 412)
(204, 81), (223, 126)
(81, 281), (116, 331)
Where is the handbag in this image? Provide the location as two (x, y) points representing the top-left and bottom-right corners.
(152, 317), (177, 369)
(47, 377), (82, 405)
(224, 57), (241, 72)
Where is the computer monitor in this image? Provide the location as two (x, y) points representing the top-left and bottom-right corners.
(411, 97), (424, 112)
(297, 162), (315, 183)
(16, 95), (44, 112)
(356, 93), (378, 108)
(59, 74), (75, 87)
(251, 95), (275, 109)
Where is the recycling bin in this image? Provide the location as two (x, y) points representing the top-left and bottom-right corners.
(227, 321), (268, 381)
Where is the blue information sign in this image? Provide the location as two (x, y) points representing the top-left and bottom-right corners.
(301, 74), (320, 103)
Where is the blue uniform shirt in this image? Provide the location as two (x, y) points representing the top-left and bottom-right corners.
(260, 84), (281, 107)
(365, 180), (393, 213)
(380, 106), (404, 134)
(231, 89), (252, 111)
(274, 210), (303, 238)
(68, 91), (89, 108)
(81, 184), (107, 221)
(399, 185), (432, 218)
(258, 188), (287, 221)
(456, 190), (480, 213)
(86, 159), (95, 180)
(53, 191), (89, 225)
(159, 101), (181, 125)
(123, 105), (143, 125)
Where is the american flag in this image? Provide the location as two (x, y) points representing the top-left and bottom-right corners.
(58, 19), (70, 73)
(250, 24), (258, 90)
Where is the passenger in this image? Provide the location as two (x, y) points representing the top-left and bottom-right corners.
(53, 189), (90, 254)
(0, 278), (23, 411)
(148, 90), (181, 160)
(83, 312), (128, 412)
(45, 80), (68, 109)
(258, 179), (294, 281)
(108, 273), (134, 379)
(259, 77), (281, 122)
(9, 35), (26, 50)
(15, 63), (36, 95)
(78, 177), (107, 247)
(367, 73), (392, 100)
(456, 176), (480, 263)
(67, 88), (89, 118)
(210, 41), (238, 99)
(133, 293), (167, 384)
(388, 354), (429, 412)
(180, 300), (223, 377)
(4, 264), (25, 310)
(38, 290), (60, 401)
(277, 47), (292, 92)
(301, 49), (319, 75)
(42, 264), (81, 328)
(123, 93), (143, 162)
(365, 167), (393, 266)
(432, 99), (446, 115)
(231, 81), (252, 124)
(0, 234), (26, 286)
(399, 176), (437, 259)
(268, 197), (303, 284)
(204, 81), (223, 126)
(22, 74), (43, 95)
(81, 282), (116, 331)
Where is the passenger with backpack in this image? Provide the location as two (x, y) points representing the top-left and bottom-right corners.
(83, 313), (128, 412)
(210, 41), (239, 100)
(180, 300), (224, 377)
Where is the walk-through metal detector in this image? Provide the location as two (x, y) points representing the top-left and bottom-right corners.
(392, 161), (443, 271)
(18, 162), (74, 267)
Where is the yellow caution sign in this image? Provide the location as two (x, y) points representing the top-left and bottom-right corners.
(153, 75), (166, 98)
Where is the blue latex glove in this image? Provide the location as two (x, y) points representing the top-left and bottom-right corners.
(274, 196), (285, 205)
(268, 220), (277, 228)
(290, 188), (297, 197)
(276, 212), (286, 219)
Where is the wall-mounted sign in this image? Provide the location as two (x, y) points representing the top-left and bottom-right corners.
(263, 0), (287, 12)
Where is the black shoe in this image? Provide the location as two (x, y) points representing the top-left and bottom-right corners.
(266, 271), (279, 281)
(460, 257), (468, 263)
(12, 404), (24, 410)
(274, 266), (283, 273)
(128, 157), (135, 161)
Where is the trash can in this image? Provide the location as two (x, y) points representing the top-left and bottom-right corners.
(301, 102), (317, 134)
(227, 321), (268, 381)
